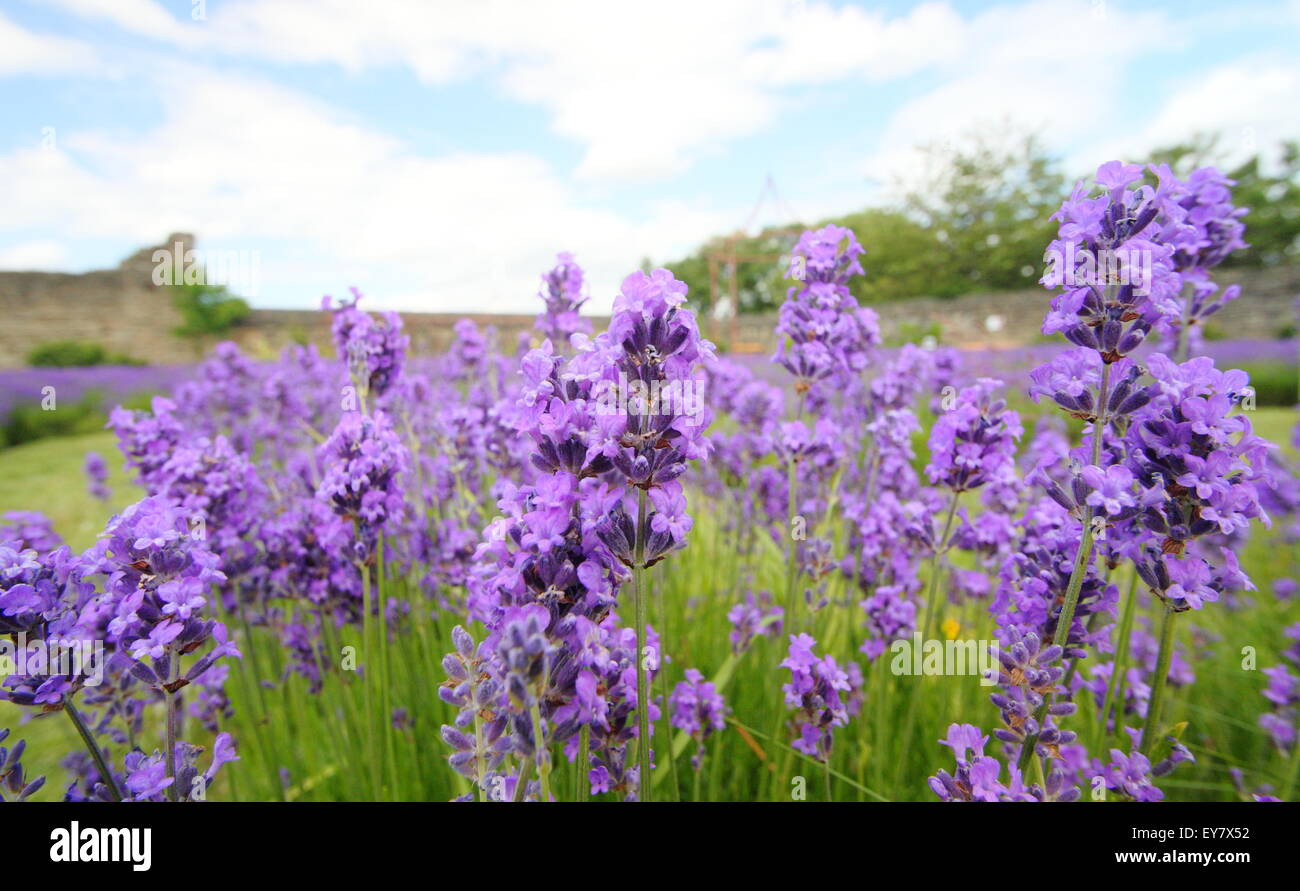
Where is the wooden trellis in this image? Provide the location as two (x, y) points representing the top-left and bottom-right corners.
(704, 176), (802, 352)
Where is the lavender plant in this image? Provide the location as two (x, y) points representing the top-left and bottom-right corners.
(2, 162), (1289, 809)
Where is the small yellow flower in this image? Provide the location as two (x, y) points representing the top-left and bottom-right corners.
(941, 618), (961, 641)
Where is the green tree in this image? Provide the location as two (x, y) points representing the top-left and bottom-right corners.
(171, 283), (251, 338)
(661, 128), (1298, 315)
(895, 129), (1065, 298)
(662, 127), (1066, 311)
(1142, 133), (1299, 268)
(664, 227), (804, 317)
(830, 207), (945, 304)
(1223, 141), (1300, 268)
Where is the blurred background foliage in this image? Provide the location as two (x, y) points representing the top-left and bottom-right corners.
(664, 130), (1300, 316)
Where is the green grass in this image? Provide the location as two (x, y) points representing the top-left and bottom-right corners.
(0, 432), (144, 799)
(0, 431), (143, 552)
(1, 412), (1298, 801)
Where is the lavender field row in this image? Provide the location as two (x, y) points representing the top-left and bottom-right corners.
(1, 161), (1299, 806)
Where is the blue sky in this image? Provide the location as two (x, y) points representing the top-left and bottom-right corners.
(1, 0), (1298, 315)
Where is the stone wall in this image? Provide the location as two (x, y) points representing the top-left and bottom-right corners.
(723, 265), (1300, 352)
(0, 235), (195, 366)
(226, 308), (552, 361)
(0, 235), (578, 366)
(1, 235), (1297, 367)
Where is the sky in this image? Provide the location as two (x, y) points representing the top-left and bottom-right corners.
(1, 0), (1298, 315)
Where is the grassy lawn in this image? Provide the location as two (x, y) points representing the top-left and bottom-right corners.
(0, 430), (142, 552)
(1249, 405), (1298, 454)
(0, 431), (144, 797)
(2, 408), (1293, 553)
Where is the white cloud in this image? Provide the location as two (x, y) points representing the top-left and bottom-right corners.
(856, 0), (1300, 188)
(0, 239), (70, 270)
(209, 0), (469, 81)
(0, 69), (734, 312)
(43, 0), (205, 46)
(0, 11), (98, 75)
(857, 0), (1180, 190)
(746, 1), (965, 85)
(65, 0), (1274, 187)
(1133, 59), (1300, 171)
(79, 0), (967, 182)
(34, 0), (1300, 190)
(17, 0), (1300, 313)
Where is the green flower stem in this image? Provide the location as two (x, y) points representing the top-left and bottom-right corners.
(64, 698), (124, 802)
(231, 603), (283, 799)
(1138, 604), (1179, 758)
(1281, 724), (1300, 801)
(784, 392), (807, 629)
(576, 724), (590, 801)
(870, 654), (890, 791)
(513, 757), (534, 802)
(1016, 517), (1095, 772)
(474, 713), (487, 802)
(361, 557), (380, 795)
(633, 486), (652, 802)
(165, 653), (181, 802)
(894, 491), (960, 788)
(656, 586), (681, 801)
(1062, 611), (1103, 689)
(784, 455), (801, 626)
(378, 535), (400, 798)
(726, 716), (888, 801)
(920, 492), (961, 641)
(530, 701), (551, 802)
(1016, 362), (1112, 773)
(1095, 571), (1139, 751)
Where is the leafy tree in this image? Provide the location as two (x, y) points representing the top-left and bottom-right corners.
(1150, 133), (1300, 267)
(664, 127), (1066, 310)
(1221, 142), (1299, 268)
(895, 129), (1065, 298)
(662, 128), (1298, 314)
(666, 227), (802, 317)
(833, 207), (955, 303)
(171, 283), (251, 338)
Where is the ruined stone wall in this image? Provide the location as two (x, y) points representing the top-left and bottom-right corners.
(0, 235), (583, 366)
(1, 235), (1296, 367)
(0, 236), (194, 366)
(223, 308), (554, 360)
(725, 265), (1300, 352)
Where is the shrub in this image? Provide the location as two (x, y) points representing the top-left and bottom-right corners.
(172, 283), (251, 338)
(0, 395), (107, 447)
(26, 340), (145, 367)
(1240, 362), (1299, 407)
(0, 389), (156, 449)
(28, 341), (119, 367)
